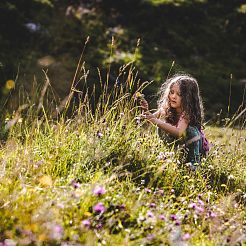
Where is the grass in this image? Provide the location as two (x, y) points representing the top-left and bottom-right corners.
(0, 61), (245, 245)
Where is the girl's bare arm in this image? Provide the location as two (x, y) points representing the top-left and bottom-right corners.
(144, 112), (188, 137)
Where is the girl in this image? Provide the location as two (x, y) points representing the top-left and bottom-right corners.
(140, 74), (207, 170)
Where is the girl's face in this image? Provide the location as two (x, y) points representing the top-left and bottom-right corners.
(168, 83), (182, 112)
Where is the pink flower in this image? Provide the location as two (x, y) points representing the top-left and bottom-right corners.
(149, 202), (156, 208)
(188, 202), (197, 209)
(147, 210), (154, 218)
(82, 219), (91, 228)
(182, 233), (191, 240)
(159, 214), (166, 221)
(170, 214), (177, 221)
(93, 186), (106, 196)
(93, 202), (106, 214)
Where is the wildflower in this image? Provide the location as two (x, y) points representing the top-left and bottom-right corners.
(70, 179), (81, 189)
(82, 219), (91, 228)
(5, 80), (15, 90)
(188, 202), (197, 209)
(182, 233), (191, 240)
(198, 199), (204, 206)
(96, 131), (103, 138)
(0, 239), (17, 246)
(206, 211), (217, 218)
(149, 203), (156, 208)
(159, 214), (166, 221)
(147, 210), (154, 218)
(157, 152), (167, 160)
(92, 185), (106, 196)
(93, 202), (106, 214)
(95, 223), (103, 230)
(144, 188), (152, 193)
(119, 204), (126, 210)
(170, 214), (177, 221)
(175, 220), (181, 226)
(134, 92), (145, 100)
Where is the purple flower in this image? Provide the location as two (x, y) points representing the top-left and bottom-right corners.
(93, 202), (106, 214)
(93, 185), (106, 196)
(82, 219), (91, 228)
(198, 193), (203, 199)
(207, 211), (217, 218)
(70, 179), (81, 189)
(95, 223), (103, 230)
(149, 203), (156, 208)
(119, 204), (126, 210)
(182, 233), (191, 240)
(198, 199), (204, 206)
(175, 220), (181, 226)
(144, 188), (152, 193)
(159, 214), (166, 221)
(170, 214), (177, 221)
(188, 202), (197, 209)
(147, 210), (154, 218)
(195, 206), (204, 213)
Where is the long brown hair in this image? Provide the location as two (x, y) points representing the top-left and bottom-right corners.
(157, 74), (204, 128)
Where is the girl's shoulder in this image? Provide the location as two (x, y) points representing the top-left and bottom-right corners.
(179, 112), (189, 123)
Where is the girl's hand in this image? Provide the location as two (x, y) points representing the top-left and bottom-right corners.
(140, 98), (149, 112)
(142, 112), (156, 122)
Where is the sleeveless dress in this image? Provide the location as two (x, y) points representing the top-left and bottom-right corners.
(157, 116), (203, 170)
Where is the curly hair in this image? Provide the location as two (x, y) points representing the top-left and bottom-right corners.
(157, 74), (204, 128)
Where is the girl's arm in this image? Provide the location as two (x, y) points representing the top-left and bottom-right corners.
(144, 112), (188, 138)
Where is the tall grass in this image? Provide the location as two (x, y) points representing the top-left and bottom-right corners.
(0, 43), (245, 245)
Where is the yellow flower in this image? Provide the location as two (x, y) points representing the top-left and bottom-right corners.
(135, 92), (144, 99)
(5, 80), (15, 90)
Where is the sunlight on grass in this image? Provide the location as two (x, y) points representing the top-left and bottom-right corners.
(0, 54), (245, 245)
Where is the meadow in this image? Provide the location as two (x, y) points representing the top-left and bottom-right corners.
(0, 63), (245, 245)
